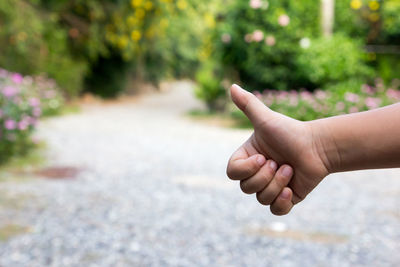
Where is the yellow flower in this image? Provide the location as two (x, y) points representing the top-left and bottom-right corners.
(198, 50), (210, 61)
(368, 12), (380, 22)
(117, 36), (129, 49)
(204, 14), (216, 28)
(131, 30), (142, 41)
(127, 15), (138, 26)
(135, 8), (146, 19)
(145, 28), (156, 38)
(368, 1), (380, 11)
(131, 0), (142, 8)
(160, 18), (169, 29)
(350, 0), (362, 10)
(144, 1), (153, 10)
(177, 0), (188, 10)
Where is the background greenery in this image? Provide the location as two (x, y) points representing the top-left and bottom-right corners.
(1, 0), (400, 161)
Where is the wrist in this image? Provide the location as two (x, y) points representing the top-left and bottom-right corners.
(306, 118), (341, 174)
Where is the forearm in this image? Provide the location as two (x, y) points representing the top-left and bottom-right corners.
(312, 103), (400, 173)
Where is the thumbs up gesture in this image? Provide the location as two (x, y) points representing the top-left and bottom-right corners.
(226, 84), (330, 215)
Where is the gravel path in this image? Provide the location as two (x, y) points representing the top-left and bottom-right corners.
(0, 81), (399, 267)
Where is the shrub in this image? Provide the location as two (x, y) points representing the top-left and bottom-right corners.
(216, 0), (321, 91)
(195, 62), (227, 111)
(0, 0), (87, 97)
(0, 68), (64, 163)
(296, 34), (374, 87)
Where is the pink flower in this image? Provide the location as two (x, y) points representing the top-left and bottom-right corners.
(221, 33), (231, 44)
(2, 86), (18, 98)
(361, 84), (374, 95)
(289, 95), (298, 107)
(244, 34), (253, 43)
(312, 103), (323, 112)
(386, 89), (400, 100)
(33, 107), (42, 117)
(336, 102), (345, 111)
(252, 30), (264, 42)
(12, 73), (23, 84)
(249, 0), (262, 9)
(4, 119), (16, 130)
(45, 90), (56, 99)
(278, 14), (290, 27)
(18, 120), (29, 131)
(265, 35), (276, 46)
(349, 107), (359, 113)
(29, 97), (40, 107)
(365, 97), (381, 109)
(315, 90), (327, 100)
(345, 92), (360, 103)
(300, 91), (313, 101)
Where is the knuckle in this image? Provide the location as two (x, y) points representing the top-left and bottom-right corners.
(276, 174), (289, 187)
(262, 169), (274, 183)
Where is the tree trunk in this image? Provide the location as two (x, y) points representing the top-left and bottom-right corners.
(321, 0), (335, 37)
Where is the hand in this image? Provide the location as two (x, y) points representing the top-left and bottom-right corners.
(226, 84), (330, 215)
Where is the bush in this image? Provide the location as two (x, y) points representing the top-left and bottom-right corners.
(296, 34), (374, 87)
(216, 0), (321, 91)
(0, 0), (87, 97)
(0, 68), (64, 163)
(195, 62), (227, 111)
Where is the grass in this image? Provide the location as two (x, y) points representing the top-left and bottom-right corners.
(187, 108), (252, 129)
(0, 141), (47, 183)
(61, 101), (81, 115)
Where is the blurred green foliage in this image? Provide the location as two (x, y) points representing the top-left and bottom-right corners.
(217, 0), (321, 91)
(0, 0), (213, 98)
(195, 0), (400, 111)
(0, 0), (87, 96)
(0, 69), (64, 163)
(296, 34), (374, 87)
(0, 0), (399, 105)
(195, 61), (226, 111)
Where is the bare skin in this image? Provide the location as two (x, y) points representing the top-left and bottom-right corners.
(226, 84), (400, 215)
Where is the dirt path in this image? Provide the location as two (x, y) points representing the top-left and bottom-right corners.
(0, 81), (399, 266)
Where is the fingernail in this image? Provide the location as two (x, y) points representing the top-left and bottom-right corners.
(269, 160), (277, 171)
(282, 166), (293, 177)
(257, 155), (266, 166)
(280, 189), (291, 200)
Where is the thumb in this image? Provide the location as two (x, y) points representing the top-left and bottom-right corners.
(230, 84), (273, 126)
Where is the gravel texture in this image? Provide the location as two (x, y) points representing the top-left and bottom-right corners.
(0, 81), (399, 267)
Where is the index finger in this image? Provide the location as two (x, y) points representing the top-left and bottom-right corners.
(227, 146), (266, 180)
